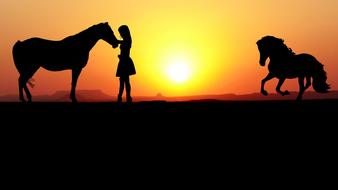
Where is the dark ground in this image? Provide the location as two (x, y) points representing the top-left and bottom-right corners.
(2, 99), (337, 153)
(1, 100), (337, 184)
(1, 99), (337, 121)
(1, 99), (337, 133)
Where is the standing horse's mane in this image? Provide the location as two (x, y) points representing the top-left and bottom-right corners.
(63, 22), (107, 41)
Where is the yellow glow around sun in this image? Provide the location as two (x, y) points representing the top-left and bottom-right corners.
(166, 58), (192, 83)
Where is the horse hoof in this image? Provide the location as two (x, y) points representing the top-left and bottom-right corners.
(71, 98), (78, 103)
(281, 91), (290, 96)
(261, 90), (268, 96)
(117, 96), (122, 103)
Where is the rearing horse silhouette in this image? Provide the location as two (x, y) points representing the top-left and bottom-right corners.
(12, 22), (119, 102)
(256, 36), (330, 101)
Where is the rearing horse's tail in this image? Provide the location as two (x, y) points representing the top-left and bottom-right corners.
(312, 60), (330, 93)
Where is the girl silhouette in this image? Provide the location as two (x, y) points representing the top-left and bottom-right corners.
(116, 25), (136, 103)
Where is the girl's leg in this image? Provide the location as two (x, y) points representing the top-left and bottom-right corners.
(118, 77), (125, 102)
(125, 76), (132, 103)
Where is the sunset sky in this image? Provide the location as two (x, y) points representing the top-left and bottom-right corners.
(1, 0), (337, 97)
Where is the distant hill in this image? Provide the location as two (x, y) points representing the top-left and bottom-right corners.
(0, 90), (113, 102)
(1, 90), (338, 102)
(51, 90), (113, 102)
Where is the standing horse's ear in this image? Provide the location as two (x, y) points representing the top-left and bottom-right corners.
(256, 40), (261, 45)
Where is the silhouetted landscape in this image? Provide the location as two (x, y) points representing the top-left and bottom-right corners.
(3, 1), (338, 176)
(1, 89), (338, 102)
(1, 91), (337, 128)
(3, 98), (336, 175)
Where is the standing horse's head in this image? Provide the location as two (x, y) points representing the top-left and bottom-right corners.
(256, 36), (284, 66)
(97, 22), (119, 48)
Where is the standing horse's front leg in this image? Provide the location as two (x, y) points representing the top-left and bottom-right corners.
(70, 68), (82, 103)
(276, 78), (290, 96)
(261, 73), (275, 96)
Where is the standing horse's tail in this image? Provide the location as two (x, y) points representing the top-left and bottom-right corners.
(12, 41), (35, 88)
(312, 59), (330, 93)
(12, 41), (23, 73)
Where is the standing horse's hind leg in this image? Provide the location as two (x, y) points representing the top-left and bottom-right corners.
(18, 76), (26, 102)
(19, 75), (33, 102)
(70, 68), (82, 103)
(21, 66), (39, 102)
(296, 77), (305, 101)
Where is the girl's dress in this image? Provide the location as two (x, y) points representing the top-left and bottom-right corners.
(116, 42), (136, 77)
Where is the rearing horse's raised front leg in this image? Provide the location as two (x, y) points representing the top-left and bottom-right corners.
(70, 68), (82, 103)
(276, 78), (290, 96)
(261, 73), (274, 96)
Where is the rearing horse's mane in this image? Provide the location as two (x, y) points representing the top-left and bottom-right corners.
(257, 36), (295, 55)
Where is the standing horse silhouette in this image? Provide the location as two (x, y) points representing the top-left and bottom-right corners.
(12, 22), (119, 102)
(256, 36), (330, 101)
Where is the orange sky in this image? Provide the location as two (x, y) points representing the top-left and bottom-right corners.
(1, 0), (337, 97)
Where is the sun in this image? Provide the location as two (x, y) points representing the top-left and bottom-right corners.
(166, 59), (191, 83)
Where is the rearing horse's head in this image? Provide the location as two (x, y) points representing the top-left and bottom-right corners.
(97, 22), (119, 48)
(256, 36), (284, 66)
